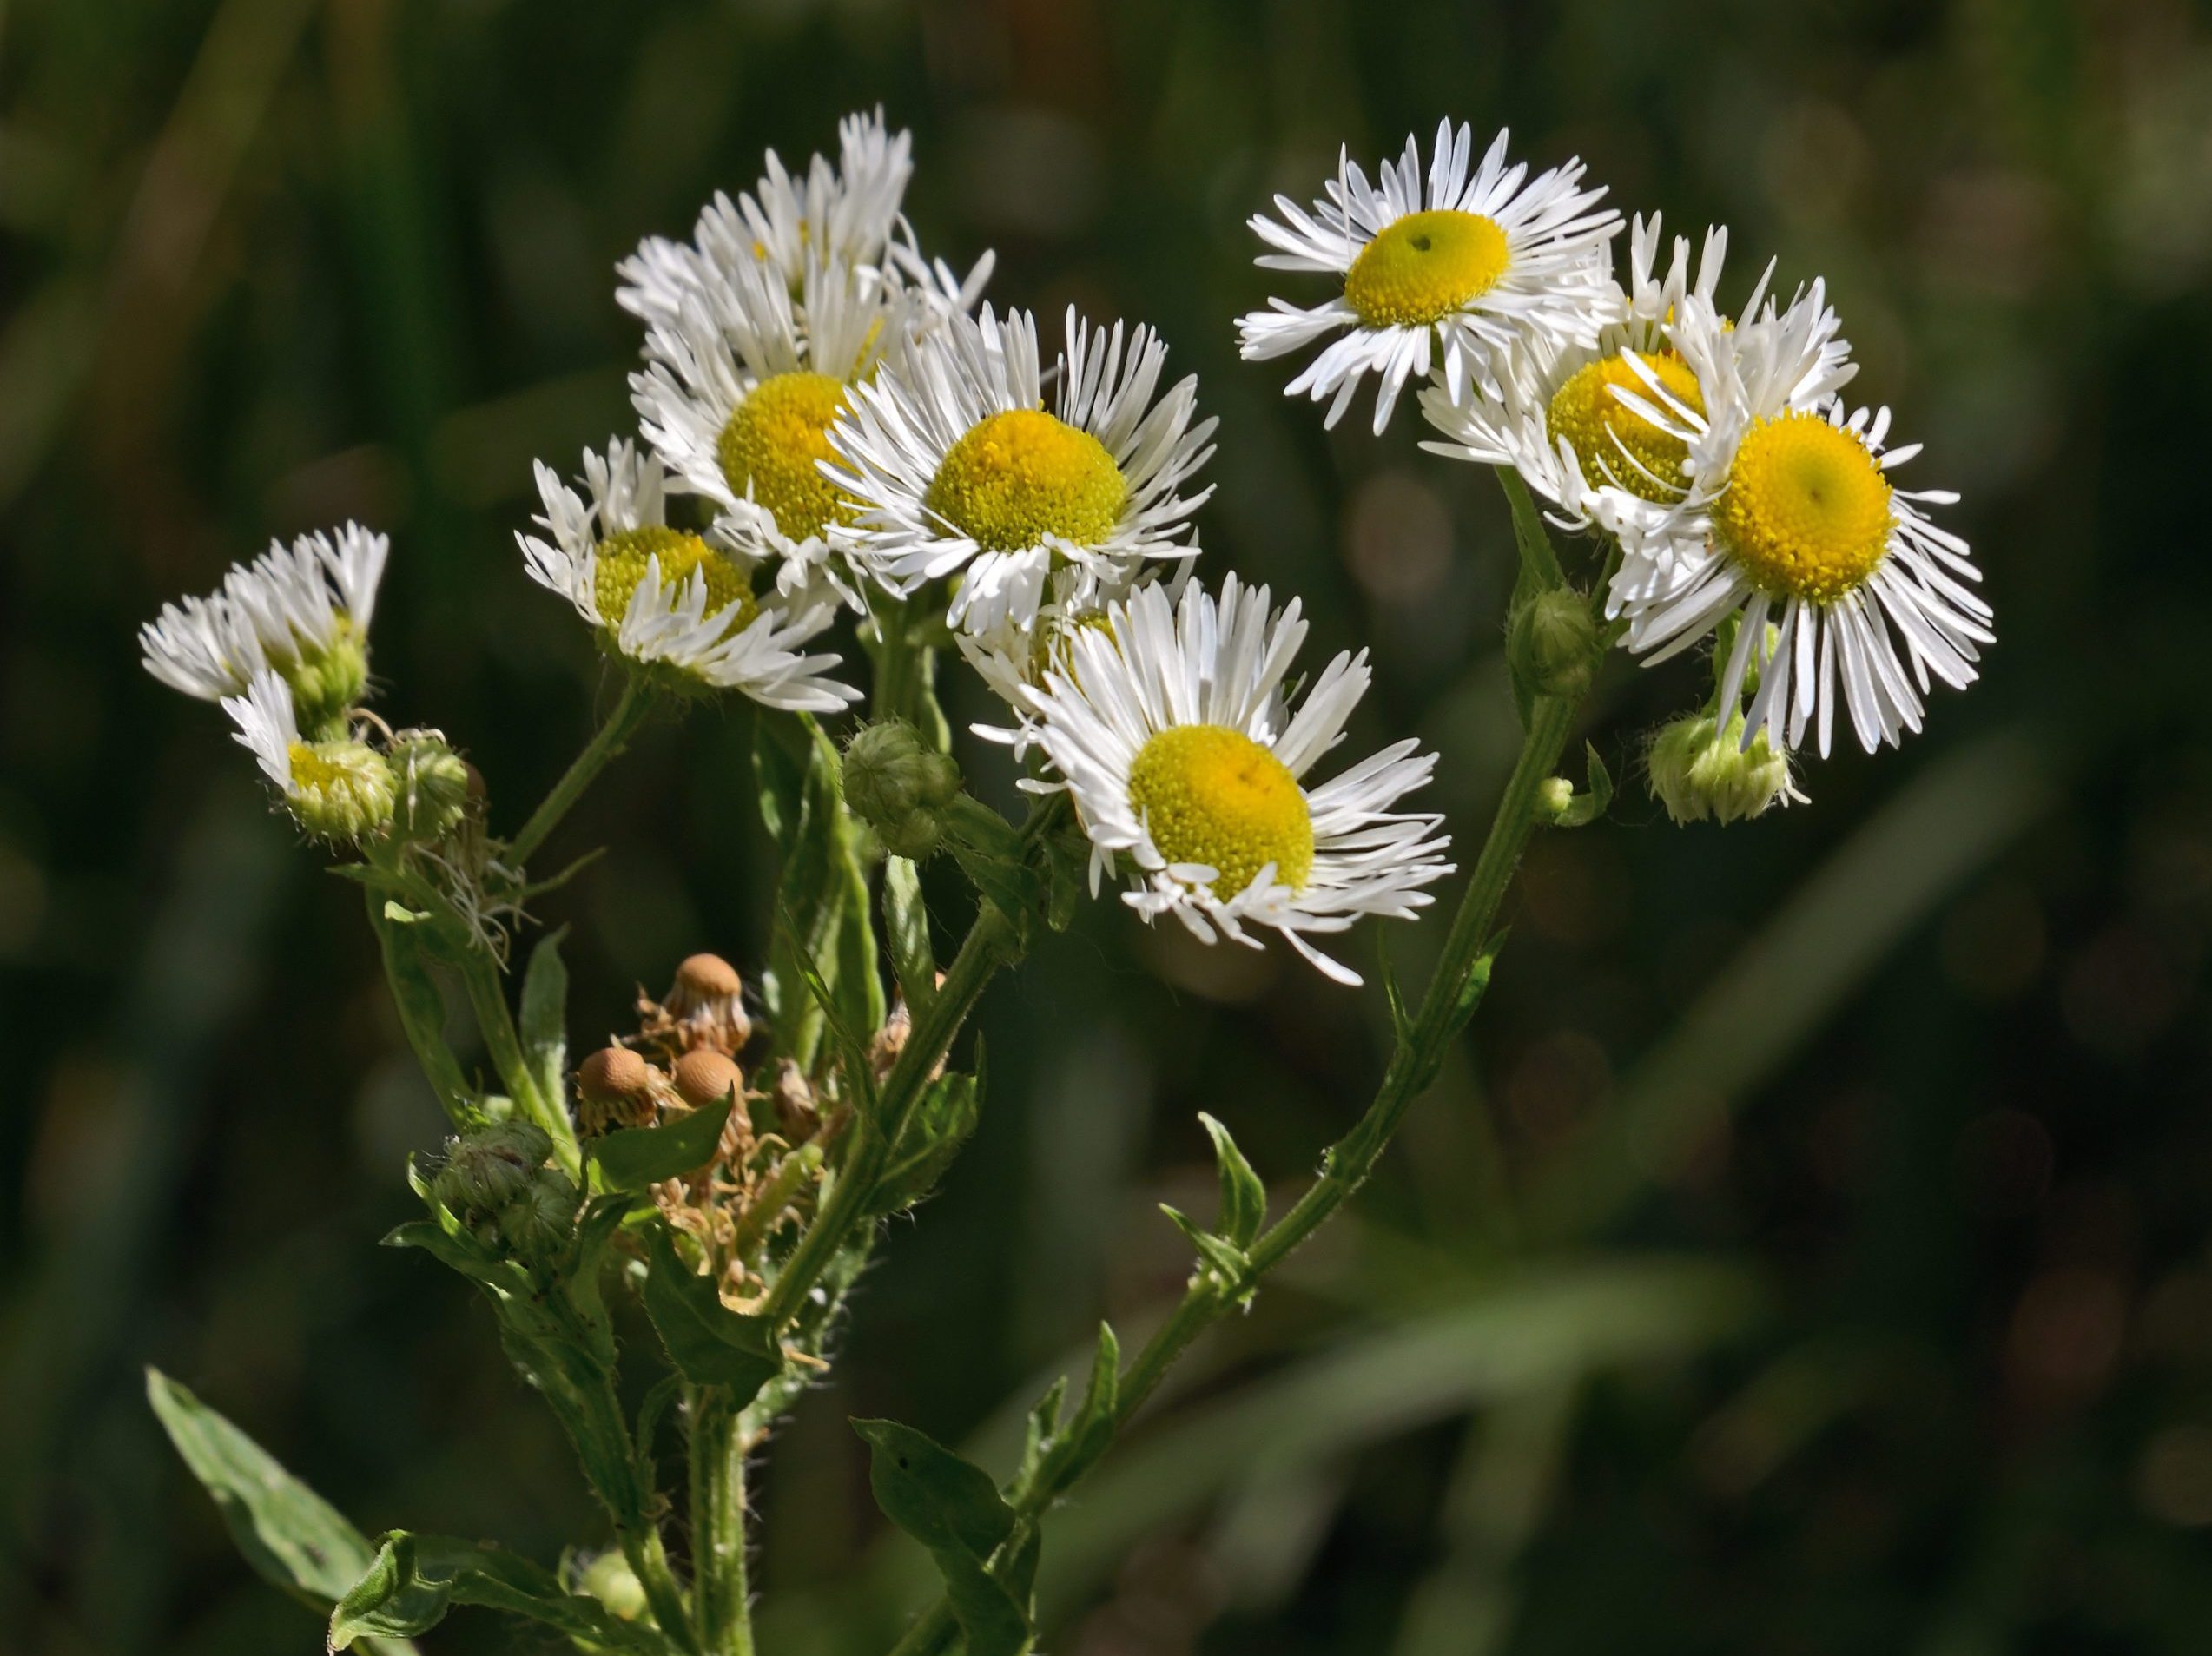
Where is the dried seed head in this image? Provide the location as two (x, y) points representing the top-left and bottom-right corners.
(652, 952), (753, 1053)
(577, 1045), (654, 1105)
(670, 952), (742, 1006)
(671, 1048), (743, 1110)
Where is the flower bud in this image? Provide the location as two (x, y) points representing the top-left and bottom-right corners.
(283, 625), (370, 733)
(577, 1551), (646, 1622)
(499, 1167), (580, 1262)
(389, 733), (473, 842)
(432, 1120), (553, 1214)
(1647, 711), (1804, 826)
(1507, 588), (1599, 700)
(1535, 775), (1575, 820)
(577, 1045), (661, 1131)
(287, 739), (397, 842)
(843, 720), (962, 859)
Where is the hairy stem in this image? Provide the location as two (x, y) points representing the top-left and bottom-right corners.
(690, 1388), (754, 1655)
(508, 674), (653, 868)
(758, 898), (1024, 1332)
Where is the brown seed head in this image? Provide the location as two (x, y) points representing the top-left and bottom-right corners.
(577, 1045), (655, 1105)
(670, 953), (743, 1007)
(672, 1048), (743, 1110)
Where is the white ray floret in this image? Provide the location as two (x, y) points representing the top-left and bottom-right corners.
(1240, 121), (1621, 434)
(222, 669), (306, 793)
(1014, 575), (1452, 985)
(518, 439), (860, 713)
(139, 523), (387, 703)
(1606, 291), (1993, 755)
(829, 304), (1217, 640)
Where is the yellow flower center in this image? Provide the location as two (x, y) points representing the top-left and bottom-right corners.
(716, 371), (855, 543)
(593, 526), (757, 635)
(1344, 209), (1511, 328)
(1546, 351), (1704, 502)
(1713, 412), (1894, 604)
(1126, 724), (1314, 899)
(925, 408), (1127, 552)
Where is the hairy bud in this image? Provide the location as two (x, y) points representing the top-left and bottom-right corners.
(389, 732), (473, 842)
(1507, 588), (1599, 700)
(499, 1168), (581, 1262)
(432, 1120), (552, 1214)
(1647, 711), (1804, 826)
(287, 740), (397, 842)
(843, 720), (962, 859)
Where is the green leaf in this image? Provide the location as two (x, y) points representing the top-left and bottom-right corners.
(1160, 1204), (1251, 1289)
(1048, 1322), (1121, 1493)
(1399, 945), (1500, 1098)
(145, 1369), (394, 1624)
(882, 855), (937, 1020)
(870, 1066), (981, 1216)
(381, 900), (430, 924)
(380, 1219), (512, 1289)
(327, 1531), (658, 1652)
(1551, 742), (1614, 828)
(640, 1224), (781, 1403)
(1198, 1112), (1266, 1248)
(1018, 1376), (1070, 1489)
(589, 1097), (732, 1192)
(756, 714), (877, 1071)
(365, 894), (472, 1120)
(853, 1419), (1033, 1656)
(518, 927), (569, 1110)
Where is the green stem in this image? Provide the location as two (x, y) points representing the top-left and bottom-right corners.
(456, 949), (580, 1175)
(690, 1388), (755, 1655)
(869, 596), (924, 725)
(758, 899), (1023, 1332)
(887, 654), (1596, 1656)
(508, 675), (653, 868)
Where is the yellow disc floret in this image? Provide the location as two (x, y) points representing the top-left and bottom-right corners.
(716, 371), (855, 543)
(1344, 209), (1511, 328)
(593, 525), (757, 636)
(1546, 351), (1703, 502)
(1126, 724), (1315, 899)
(925, 408), (1127, 551)
(1713, 412), (1894, 604)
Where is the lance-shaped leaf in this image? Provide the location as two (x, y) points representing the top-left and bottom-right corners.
(756, 715), (878, 1071)
(518, 927), (569, 1111)
(870, 1065), (981, 1217)
(327, 1531), (659, 1652)
(1198, 1113), (1265, 1248)
(1043, 1322), (1121, 1496)
(146, 1368), (404, 1645)
(589, 1097), (733, 1192)
(882, 855), (937, 1020)
(640, 1224), (780, 1404)
(1549, 742), (1614, 828)
(854, 1419), (1033, 1656)
(1160, 1204), (1252, 1290)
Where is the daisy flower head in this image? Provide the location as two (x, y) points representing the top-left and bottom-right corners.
(140, 523), (388, 728)
(222, 670), (398, 843)
(518, 438), (860, 713)
(1419, 215), (1737, 537)
(830, 304), (1218, 641)
(631, 249), (904, 609)
(1607, 289), (1994, 755)
(1239, 122), (1621, 434)
(1017, 575), (1452, 985)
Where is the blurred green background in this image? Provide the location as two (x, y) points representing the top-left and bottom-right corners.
(6, 0), (2212, 1651)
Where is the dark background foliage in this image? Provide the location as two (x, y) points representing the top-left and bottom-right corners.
(5, 1), (2211, 1651)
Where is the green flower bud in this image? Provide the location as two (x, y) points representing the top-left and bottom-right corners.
(286, 739), (397, 842)
(282, 620), (369, 733)
(842, 720), (963, 859)
(1535, 775), (1575, 819)
(432, 1121), (553, 1214)
(497, 1167), (580, 1263)
(389, 733), (473, 842)
(1647, 711), (1803, 826)
(1507, 588), (1600, 700)
(578, 1551), (647, 1621)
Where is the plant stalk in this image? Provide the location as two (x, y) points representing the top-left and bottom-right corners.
(690, 1388), (755, 1655)
(509, 674), (652, 868)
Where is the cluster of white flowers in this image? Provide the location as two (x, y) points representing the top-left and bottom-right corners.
(140, 111), (1991, 985)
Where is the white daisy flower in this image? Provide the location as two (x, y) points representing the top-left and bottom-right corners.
(140, 524), (387, 721)
(221, 669), (397, 841)
(1606, 290), (1994, 755)
(518, 439), (860, 714)
(1014, 575), (1452, 986)
(630, 250), (901, 609)
(1417, 215), (1740, 536)
(829, 304), (1218, 640)
(1239, 121), (1621, 434)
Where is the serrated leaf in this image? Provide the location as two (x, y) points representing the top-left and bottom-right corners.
(1198, 1113), (1265, 1248)
(327, 1531), (657, 1652)
(588, 1098), (732, 1192)
(640, 1224), (780, 1403)
(869, 1068), (981, 1216)
(145, 1369), (399, 1636)
(1160, 1204), (1251, 1288)
(518, 928), (569, 1110)
(1048, 1322), (1121, 1492)
(883, 856), (936, 1020)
